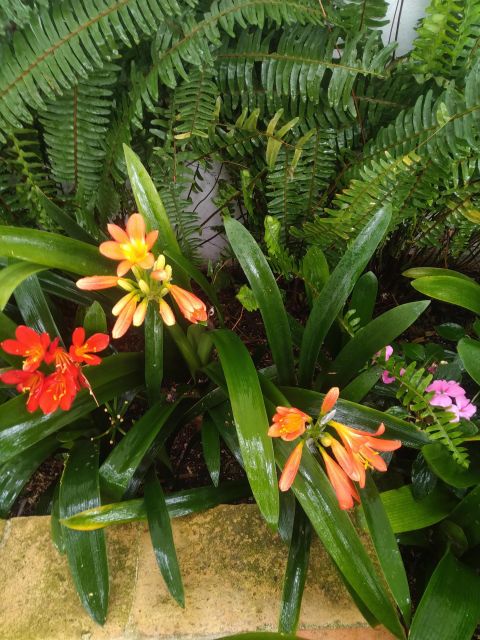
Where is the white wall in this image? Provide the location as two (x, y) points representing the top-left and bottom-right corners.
(194, 0), (431, 261)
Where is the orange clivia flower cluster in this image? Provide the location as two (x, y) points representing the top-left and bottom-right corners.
(77, 213), (207, 338)
(268, 387), (401, 510)
(0, 326), (109, 415)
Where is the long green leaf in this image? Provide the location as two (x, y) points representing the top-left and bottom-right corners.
(411, 276), (480, 314)
(0, 353), (142, 464)
(409, 552), (480, 640)
(349, 271), (378, 327)
(380, 485), (457, 533)
(83, 301), (107, 335)
(211, 329), (279, 527)
(144, 305), (163, 405)
(423, 443), (480, 488)
(224, 216), (295, 386)
(450, 485), (480, 547)
(15, 274), (61, 337)
(457, 337), (480, 385)
(34, 187), (95, 244)
(281, 387), (430, 447)
(0, 226), (111, 275)
(144, 470), (184, 607)
(0, 435), (58, 517)
(278, 505), (312, 634)
(403, 267), (473, 281)
(99, 401), (178, 500)
(360, 476), (411, 624)
(59, 440), (109, 624)
(51, 482), (65, 554)
(342, 367), (382, 402)
(327, 301), (430, 387)
(275, 440), (405, 638)
(61, 481), (251, 530)
(0, 262), (47, 311)
(201, 414), (221, 487)
(299, 207), (391, 386)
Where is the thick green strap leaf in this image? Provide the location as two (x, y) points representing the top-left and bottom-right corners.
(360, 476), (411, 624)
(275, 441), (405, 639)
(423, 443), (480, 488)
(0, 226), (110, 275)
(278, 505), (312, 634)
(409, 552), (480, 640)
(201, 414), (221, 487)
(211, 329), (279, 527)
(61, 481), (251, 530)
(0, 436), (58, 517)
(59, 440), (109, 624)
(450, 485), (480, 547)
(327, 301), (430, 387)
(99, 401), (178, 500)
(34, 187), (95, 244)
(403, 267), (473, 281)
(380, 485), (457, 533)
(342, 367), (381, 402)
(144, 470), (184, 607)
(51, 482), (65, 554)
(411, 276), (480, 314)
(15, 274), (61, 338)
(299, 207), (391, 386)
(281, 386), (430, 448)
(0, 353), (142, 464)
(349, 271), (378, 327)
(144, 305), (163, 405)
(224, 216), (295, 386)
(83, 301), (107, 335)
(0, 262), (47, 311)
(458, 337), (480, 385)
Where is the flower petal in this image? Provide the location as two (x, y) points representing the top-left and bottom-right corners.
(99, 241), (126, 260)
(107, 223), (129, 243)
(126, 213), (146, 242)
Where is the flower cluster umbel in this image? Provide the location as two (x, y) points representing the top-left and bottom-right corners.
(0, 326), (109, 414)
(76, 213), (207, 338)
(268, 388), (401, 510)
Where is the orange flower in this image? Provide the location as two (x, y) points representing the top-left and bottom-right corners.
(39, 369), (78, 414)
(112, 295), (139, 339)
(0, 369), (45, 413)
(320, 447), (360, 510)
(76, 276), (119, 290)
(168, 284), (207, 324)
(279, 442), (304, 492)
(1, 326), (50, 372)
(159, 299), (176, 326)
(321, 387), (339, 414)
(268, 406), (312, 441)
(69, 327), (110, 365)
(99, 213), (158, 276)
(328, 420), (401, 486)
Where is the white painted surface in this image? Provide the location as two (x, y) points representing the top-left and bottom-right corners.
(194, 0), (431, 262)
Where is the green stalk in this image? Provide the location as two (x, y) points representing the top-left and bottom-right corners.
(167, 323), (201, 376)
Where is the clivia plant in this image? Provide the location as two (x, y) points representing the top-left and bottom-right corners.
(0, 146), (479, 640)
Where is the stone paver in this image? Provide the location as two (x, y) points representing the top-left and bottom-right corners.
(0, 505), (395, 640)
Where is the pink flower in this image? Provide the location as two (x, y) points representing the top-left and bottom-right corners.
(375, 345), (393, 363)
(449, 395), (477, 423)
(427, 379), (466, 408)
(381, 367), (405, 385)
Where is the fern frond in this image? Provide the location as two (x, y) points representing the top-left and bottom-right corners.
(390, 361), (469, 467)
(0, 130), (54, 227)
(330, 0), (389, 31)
(173, 68), (219, 141)
(411, 0), (480, 80)
(40, 65), (120, 204)
(217, 26), (395, 118)
(153, 0), (325, 89)
(0, 0), (187, 140)
(0, 0), (49, 34)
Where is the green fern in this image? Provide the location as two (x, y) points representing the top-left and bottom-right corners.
(330, 0), (389, 31)
(411, 0), (480, 80)
(390, 361), (470, 467)
(40, 65), (119, 207)
(0, 0), (187, 140)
